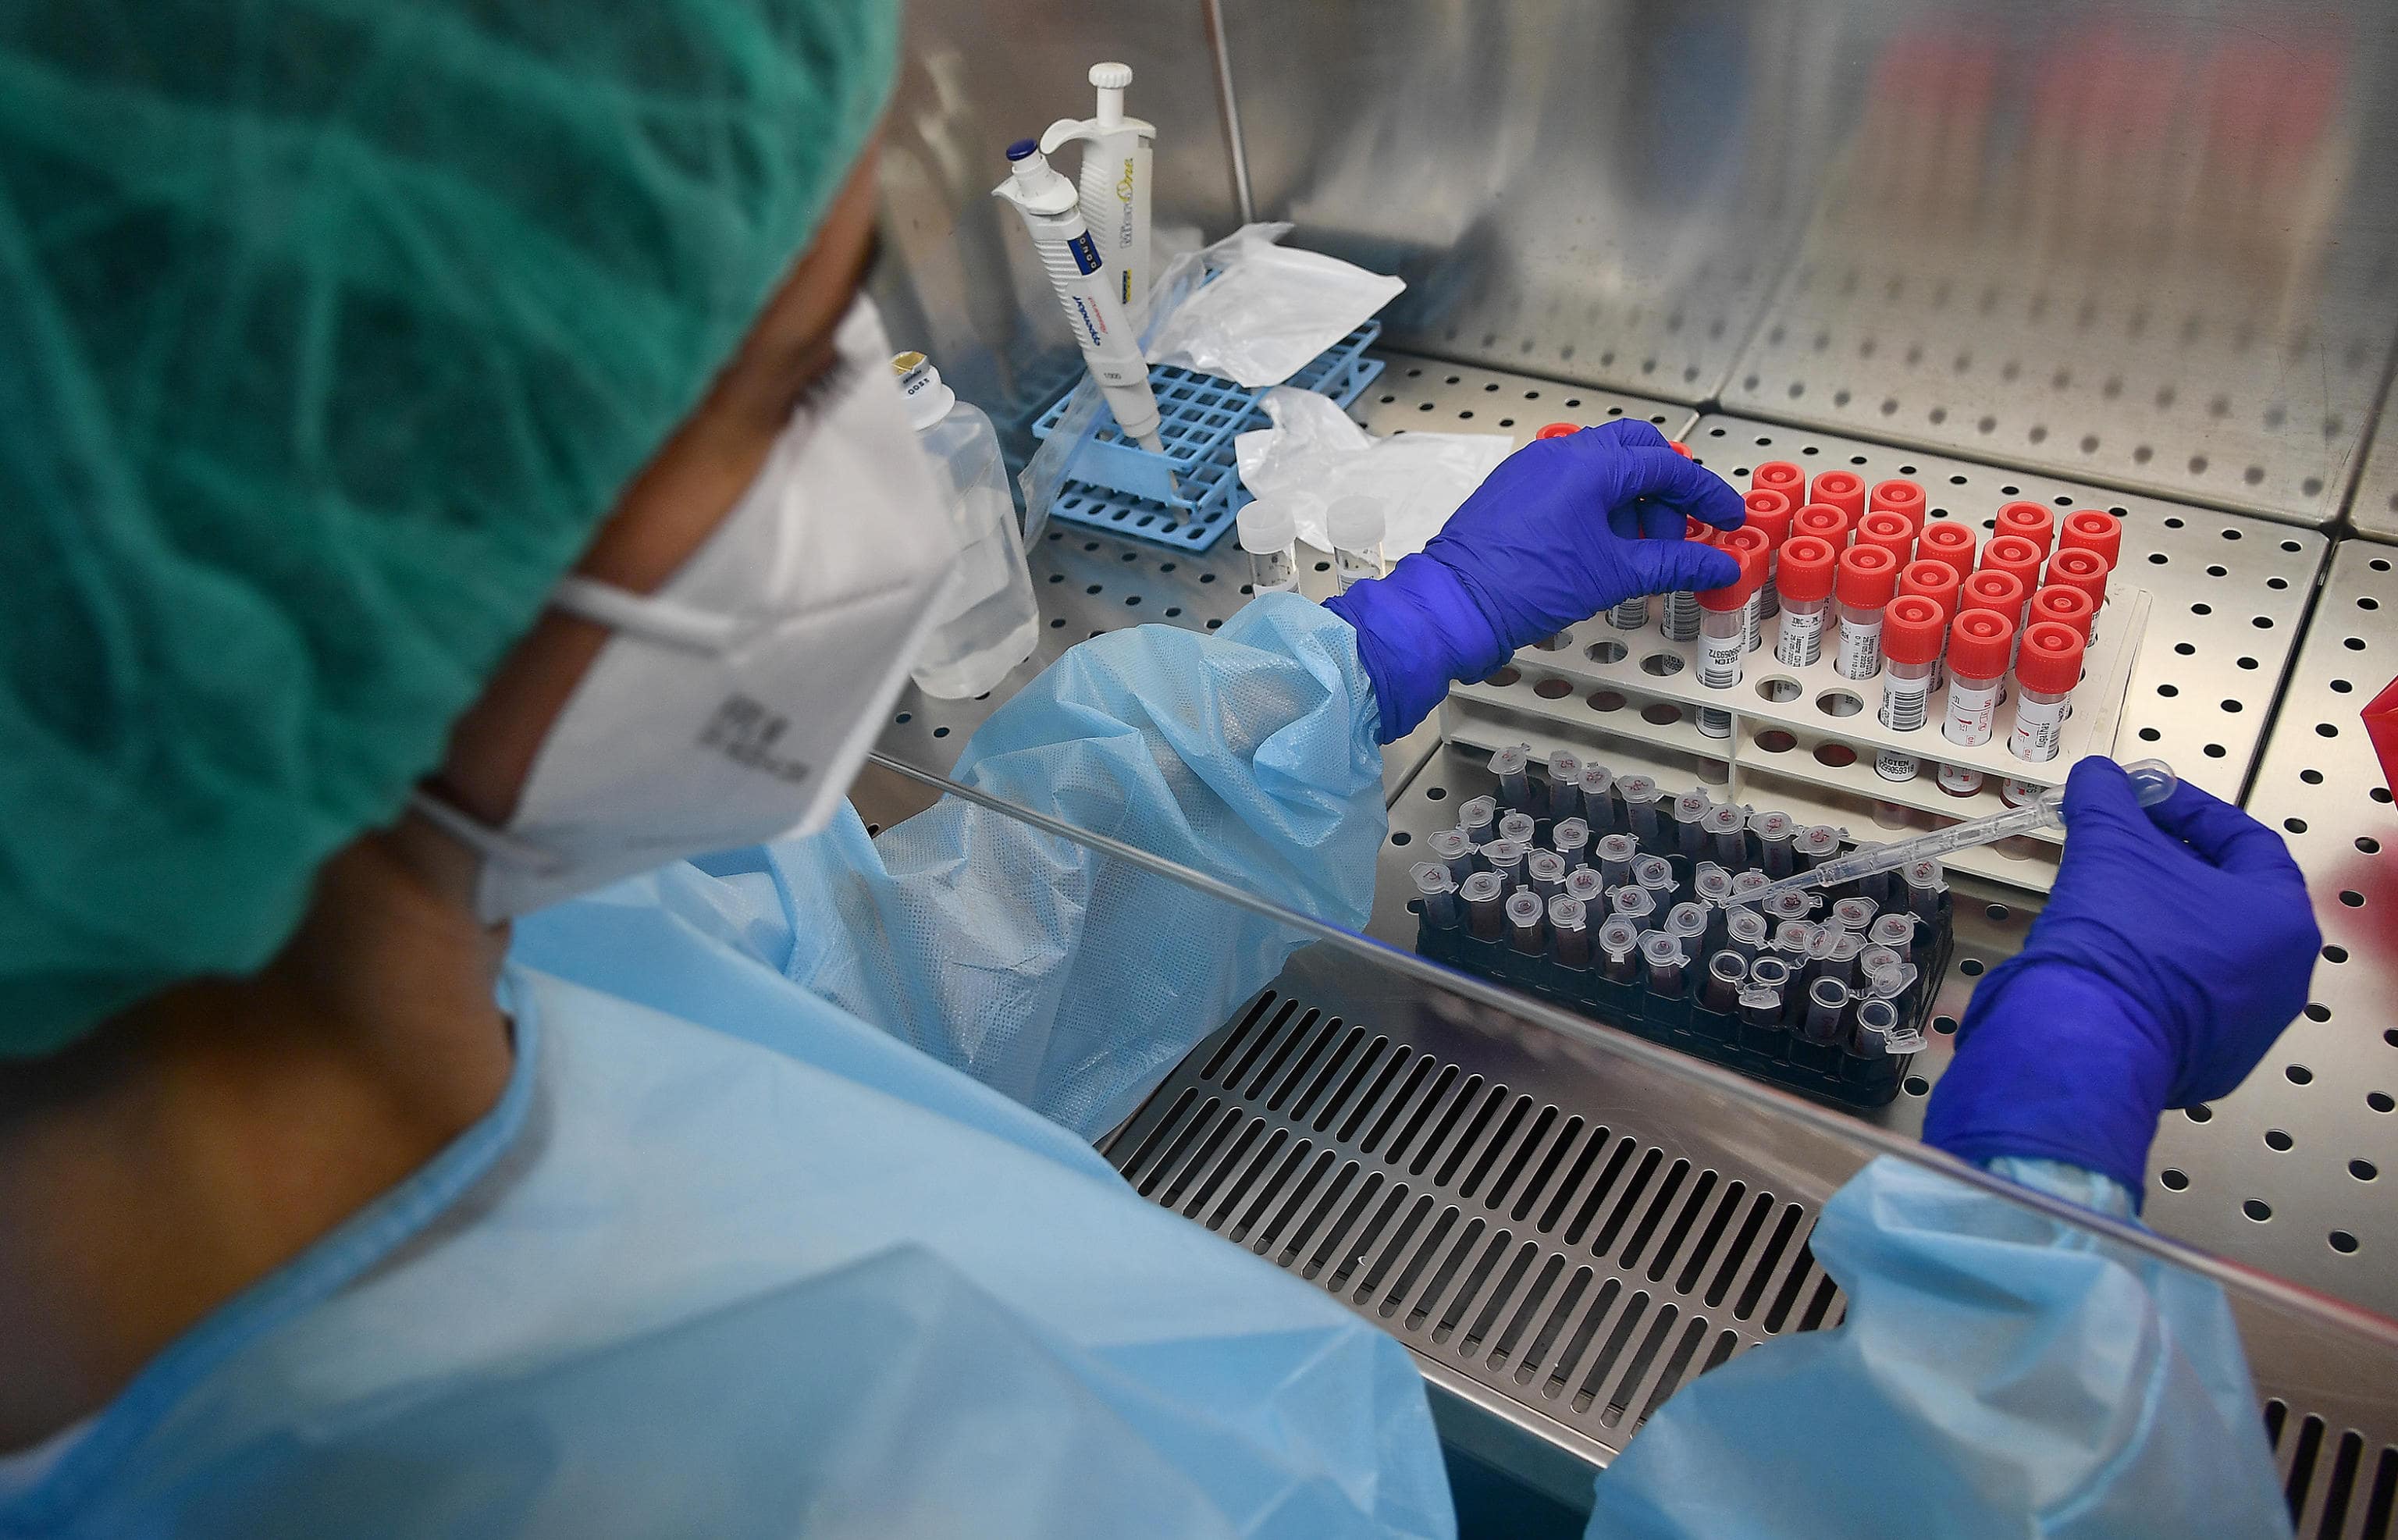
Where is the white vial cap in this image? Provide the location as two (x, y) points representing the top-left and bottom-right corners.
(891, 351), (955, 431)
(1327, 496), (1384, 550)
(1237, 496), (1295, 553)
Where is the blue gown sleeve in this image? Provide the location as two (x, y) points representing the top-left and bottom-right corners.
(1581, 1154), (2292, 1538)
(514, 591), (1387, 1142)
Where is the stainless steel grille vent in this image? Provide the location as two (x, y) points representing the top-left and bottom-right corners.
(2268, 1400), (2398, 1540)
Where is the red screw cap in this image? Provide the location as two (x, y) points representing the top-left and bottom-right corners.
(1777, 535), (1839, 604)
(1995, 501), (2057, 555)
(2030, 584), (2095, 639)
(1946, 608), (2016, 681)
(1981, 535), (2045, 599)
(1916, 518), (1976, 580)
(1535, 421), (1581, 439)
(2015, 621), (2087, 695)
(1752, 461), (1806, 498)
(1685, 515), (1721, 546)
(1668, 440), (1694, 458)
(1742, 488), (1795, 546)
(1883, 595), (1946, 666)
(1898, 559), (1961, 621)
(2046, 547), (2110, 607)
(1960, 568), (2026, 623)
(1836, 543), (1899, 609)
(1857, 510), (1916, 564)
(1723, 525), (1773, 565)
(1699, 546), (1760, 611)
(2058, 509), (2122, 569)
(1870, 478), (1927, 533)
(1808, 469), (1866, 522)
(1795, 503), (1852, 546)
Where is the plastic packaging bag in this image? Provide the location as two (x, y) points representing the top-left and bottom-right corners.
(1234, 387), (1510, 557)
(1015, 378), (1105, 546)
(1145, 227), (1404, 389)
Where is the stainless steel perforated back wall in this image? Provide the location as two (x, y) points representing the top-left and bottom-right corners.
(1349, 353), (1699, 444)
(2350, 406), (2398, 542)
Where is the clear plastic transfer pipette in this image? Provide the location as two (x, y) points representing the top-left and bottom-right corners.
(1738, 758), (2179, 909)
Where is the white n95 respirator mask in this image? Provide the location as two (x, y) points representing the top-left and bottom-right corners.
(415, 297), (963, 921)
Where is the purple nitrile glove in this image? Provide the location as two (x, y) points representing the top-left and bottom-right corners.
(1324, 420), (1745, 742)
(1924, 757), (2319, 1196)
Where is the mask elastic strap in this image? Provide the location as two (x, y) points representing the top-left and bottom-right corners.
(407, 790), (568, 875)
(550, 575), (740, 655)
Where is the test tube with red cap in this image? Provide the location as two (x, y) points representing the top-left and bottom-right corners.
(1795, 503), (1852, 549)
(1981, 535), (2045, 610)
(2057, 510), (2122, 570)
(1869, 478), (1927, 535)
(1695, 549), (1755, 738)
(1742, 489), (1795, 617)
(1937, 609), (2015, 796)
(1873, 596), (1944, 783)
(1959, 568), (2026, 640)
(1916, 519), (1976, 582)
(1809, 469), (1866, 523)
(1994, 501), (2056, 557)
(1857, 510), (1916, 566)
(1660, 517), (1713, 642)
(2029, 584), (2094, 642)
(2045, 547), (2110, 642)
(1834, 544), (1899, 679)
(1751, 461), (1806, 503)
(1774, 535), (1838, 667)
(1898, 560), (1960, 688)
(2008, 621), (2086, 764)
(1723, 525), (1773, 651)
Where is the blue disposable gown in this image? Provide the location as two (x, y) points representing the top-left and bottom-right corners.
(0, 595), (2289, 1538)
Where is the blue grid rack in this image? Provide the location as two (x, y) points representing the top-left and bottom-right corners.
(1030, 320), (1385, 552)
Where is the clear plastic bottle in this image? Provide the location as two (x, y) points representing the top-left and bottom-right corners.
(896, 353), (1041, 698)
(1237, 496), (1300, 596)
(1328, 496), (1386, 592)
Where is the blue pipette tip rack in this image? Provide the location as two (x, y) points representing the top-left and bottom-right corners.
(1031, 319), (1384, 552)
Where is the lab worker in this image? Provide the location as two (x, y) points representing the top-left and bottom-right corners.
(0, 4), (2316, 1538)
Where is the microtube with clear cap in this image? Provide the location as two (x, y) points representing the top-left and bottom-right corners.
(1773, 919), (1818, 958)
(1748, 954), (1793, 997)
(1507, 888), (1547, 954)
(1730, 870), (1771, 904)
(1458, 795), (1498, 846)
(1904, 859), (1946, 924)
(1750, 810), (1798, 877)
(1527, 848), (1569, 901)
(1702, 950), (1748, 1012)
(1763, 890), (1815, 924)
(1829, 896), (1879, 931)
(1327, 496), (1386, 593)
(1814, 930), (1865, 987)
(1666, 902), (1709, 948)
(1725, 907), (1770, 962)
(1564, 867), (1604, 905)
(1869, 912), (1918, 950)
(1549, 895), (1592, 969)
(1428, 827), (1475, 883)
(1641, 931), (1688, 997)
(1670, 791), (1711, 860)
(1702, 802), (1749, 867)
(1547, 751), (1584, 821)
(1852, 996), (1901, 1056)
(1858, 943), (1902, 979)
(1738, 986), (1785, 1029)
(1578, 765), (1620, 834)
(1617, 775), (1664, 849)
(1792, 823), (1842, 871)
(1595, 833), (1638, 890)
(1599, 918), (1643, 982)
(1802, 977), (1850, 1044)
(1553, 817), (1592, 870)
(1631, 854), (1677, 902)
(1236, 496), (1300, 596)
(1610, 884), (1657, 923)
(1693, 863), (1735, 908)
(1864, 961), (1919, 1005)
(1482, 839), (1528, 889)
(1461, 871), (1507, 940)
(1489, 743), (1532, 810)
(1497, 811), (1536, 846)
(1412, 862), (1462, 930)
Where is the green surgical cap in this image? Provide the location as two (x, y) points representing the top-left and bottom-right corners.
(0, 0), (898, 1053)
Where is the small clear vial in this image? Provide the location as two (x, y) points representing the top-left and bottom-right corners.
(1482, 839), (1528, 890)
(1617, 775), (1664, 850)
(1578, 765), (1620, 834)
(1489, 744), (1533, 811)
(1236, 496), (1300, 596)
(1748, 954), (1794, 996)
(1852, 996), (1900, 1056)
(1693, 863), (1736, 909)
(1595, 833), (1638, 891)
(1792, 824), (1843, 871)
(1697, 585), (1746, 740)
(1702, 950), (1748, 1012)
(1599, 918), (1643, 983)
(1327, 496), (1386, 594)
(1428, 827), (1475, 883)
(1412, 862), (1462, 930)
(1631, 854), (1678, 904)
(1802, 977), (1850, 1044)
(1729, 870), (1771, 904)
(1764, 891), (1815, 926)
(1670, 791), (1712, 861)
(1609, 885), (1657, 923)
(1830, 896), (1879, 931)
(1549, 894), (1592, 969)
(1497, 811), (1537, 846)
(1552, 817), (1592, 870)
(1641, 931), (1688, 997)
(1725, 906), (1770, 960)
(1702, 802), (1749, 868)
(1507, 888), (1547, 955)
(1547, 752), (1584, 822)
(1902, 858), (1947, 926)
(1749, 809), (1798, 877)
(1527, 848), (1569, 901)
(1564, 867), (1605, 905)
(1869, 912), (1919, 951)
(1738, 985), (1785, 1029)
(1462, 870), (1508, 941)
(1458, 795), (1499, 847)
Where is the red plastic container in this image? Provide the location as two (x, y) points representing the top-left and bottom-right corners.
(1870, 478), (1927, 534)
(1857, 510), (1917, 564)
(1898, 559), (1962, 623)
(1916, 518), (1977, 582)
(2045, 547), (2110, 609)
(1981, 535), (2046, 605)
(2030, 584), (2096, 640)
(1795, 503), (1852, 547)
(1994, 501), (2058, 555)
(2058, 509), (2122, 569)
(1807, 469), (1866, 523)
(1751, 461), (1806, 501)
(1960, 568), (2027, 627)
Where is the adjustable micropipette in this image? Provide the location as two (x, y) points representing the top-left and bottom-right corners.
(1737, 757), (2178, 909)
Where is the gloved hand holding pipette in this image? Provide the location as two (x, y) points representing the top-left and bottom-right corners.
(1325, 420), (1745, 742)
(1924, 756), (2319, 1195)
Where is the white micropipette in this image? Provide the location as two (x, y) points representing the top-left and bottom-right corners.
(1738, 757), (2179, 908)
